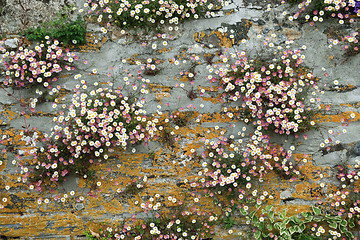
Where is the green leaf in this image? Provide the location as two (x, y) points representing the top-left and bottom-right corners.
(299, 223), (306, 232)
(250, 210), (256, 219)
(340, 219), (347, 227)
(254, 230), (261, 239)
(279, 222), (286, 230)
(294, 225), (302, 233)
(269, 211), (275, 223)
(240, 208), (247, 215)
(301, 212), (309, 218)
(329, 222), (337, 229)
(253, 215), (259, 224)
(262, 232), (270, 238)
(289, 226), (296, 235)
(290, 216), (300, 224)
(265, 205), (273, 211)
(266, 224), (273, 231)
(312, 206), (321, 215)
(345, 231), (354, 238)
(349, 220), (355, 228)
(305, 215), (313, 222)
(274, 222), (281, 230)
(279, 210), (287, 220)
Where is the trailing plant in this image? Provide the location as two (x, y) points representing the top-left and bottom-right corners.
(215, 48), (319, 135)
(326, 163), (360, 231)
(85, 194), (217, 239)
(85, 0), (221, 30)
(244, 205), (353, 239)
(23, 81), (157, 191)
(287, 0), (359, 24)
(197, 134), (300, 195)
(1, 38), (77, 89)
(343, 29), (360, 56)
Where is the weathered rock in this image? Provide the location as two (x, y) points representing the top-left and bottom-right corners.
(4, 38), (19, 48)
(353, 141), (360, 156)
(280, 190), (292, 199)
(75, 203), (85, 211)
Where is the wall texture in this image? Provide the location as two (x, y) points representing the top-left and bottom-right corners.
(0, 0), (360, 239)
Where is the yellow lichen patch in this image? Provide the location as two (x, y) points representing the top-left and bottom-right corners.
(70, 33), (108, 52)
(273, 204), (312, 216)
(296, 156), (330, 181)
(58, 74), (72, 79)
(179, 75), (189, 82)
(193, 30), (233, 48)
(2, 108), (17, 122)
(0, 155), (6, 171)
(316, 111), (360, 123)
(0, 215), (49, 236)
(155, 91), (171, 103)
(148, 83), (172, 93)
(292, 182), (325, 200)
(200, 112), (232, 123)
(201, 96), (223, 104)
(157, 47), (173, 54)
(0, 129), (27, 147)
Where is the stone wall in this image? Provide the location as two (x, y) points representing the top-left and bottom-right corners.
(0, 0), (360, 239)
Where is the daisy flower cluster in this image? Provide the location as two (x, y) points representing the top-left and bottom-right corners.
(26, 81), (156, 190)
(329, 164), (360, 230)
(85, 0), (217, 29)
(54, 84), (156, 158)
(195, 133), (297, 204)
(88, 194), (217, 239)
(343, 29), (360, 56)
(1, 38), (76, 89)
(198, 140), (260, 195)
(289, 0), (359, 25)
(215, 48), (318, 135)
(141, 61), (160, 76)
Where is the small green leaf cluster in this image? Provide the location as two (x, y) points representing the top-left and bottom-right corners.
(245, 205), (353, 240)
(25, 14), (86, 46)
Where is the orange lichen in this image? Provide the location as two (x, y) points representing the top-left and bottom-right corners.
(316, 111), (360, 123)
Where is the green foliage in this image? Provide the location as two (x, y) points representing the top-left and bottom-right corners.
(243, 205), (353, 240)
(84, 230), (98, 240)
(25, 12), (86, 46)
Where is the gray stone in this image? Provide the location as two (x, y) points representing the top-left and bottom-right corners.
(4, 38), (19, 48)
(280, 190), (292, 199)
(313, 150), (347, 166)
(75, 203), (85, 211)
(353, 141), (360, 156)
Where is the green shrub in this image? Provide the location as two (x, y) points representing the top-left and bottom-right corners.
(25, 14), (86, 46)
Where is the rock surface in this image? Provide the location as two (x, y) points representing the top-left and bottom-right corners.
(0, 0), (359, 239)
